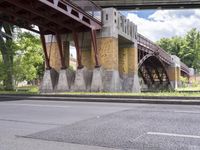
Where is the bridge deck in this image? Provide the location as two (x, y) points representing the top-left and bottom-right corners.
(137, 34), (190, 75)
(93, 0), (200, 9)
(0, 0), (102, 34)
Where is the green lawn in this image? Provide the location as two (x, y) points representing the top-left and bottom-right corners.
(0, 86), (39, 94)
(0, 85), (200, 97)
(61, 91), (200, 97)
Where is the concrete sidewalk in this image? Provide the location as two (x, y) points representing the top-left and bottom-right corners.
(0, 94), (200, 105)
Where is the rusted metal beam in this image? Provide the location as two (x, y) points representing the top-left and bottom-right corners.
(138, 33), (172, 65)
(5, 0), (72, 32)
(39, 0), (102, 30)
(138, 53), (154, 69)
(145, 65), (155, 84)
(0, 6), (57, 33)
(90, 29), (100, 68)
(56, 33), (66, 69)
(39, 28), (51, 70)
(0, 17), (41, 34)
(93, 0), (200, 10)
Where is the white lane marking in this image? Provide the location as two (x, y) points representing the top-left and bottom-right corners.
(147, 132), (200, 139)
(132, 133), (146, 141)
(0, 103), (70, 108)
(173, 110), (200, 114)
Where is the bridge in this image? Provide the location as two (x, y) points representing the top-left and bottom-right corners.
(0, 0), (194, 92)
(92, 0), (200, 9)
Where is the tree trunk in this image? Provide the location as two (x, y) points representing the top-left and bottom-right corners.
(0, 23), (14, 91)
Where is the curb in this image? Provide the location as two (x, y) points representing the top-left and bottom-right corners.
(0, 93), (200, 100)
(0, 94), (200, 105)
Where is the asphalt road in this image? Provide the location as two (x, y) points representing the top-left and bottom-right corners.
(1, 99), (200, 150)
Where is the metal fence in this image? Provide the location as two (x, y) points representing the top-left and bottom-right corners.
(69, 0), (102, 21)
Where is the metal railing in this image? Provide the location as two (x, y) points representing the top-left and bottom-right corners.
(138, 34), (190, 74)
(137, 33), (172, 64)
(69, 0), (102, 22)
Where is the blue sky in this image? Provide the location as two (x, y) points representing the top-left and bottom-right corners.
(121, 10), (155, 19)
(125, 9), (200, 41)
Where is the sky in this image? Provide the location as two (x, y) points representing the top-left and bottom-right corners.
(122, 9), (200, 42)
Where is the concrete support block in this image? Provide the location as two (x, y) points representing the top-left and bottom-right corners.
(132, 74), (141, 92)
(119, 43), (140, 93)
(169, 81), (178, 90)
(122, 74), (141, 93)
(56, 69), (75, 92)
(91, 67), (103, 92)
(102, 70), (122, 92)
(167, 66), (180, 89)
(73, 67), (92, 92)
(40, 69), (58, 93)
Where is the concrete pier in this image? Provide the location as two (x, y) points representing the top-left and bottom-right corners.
(167, 55), (181, 90)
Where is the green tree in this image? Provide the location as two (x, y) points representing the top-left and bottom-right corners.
(157, 28), (200, 71)
(14, 32), (44, 85)
(0, 23), (15, 90)
(0, 26), (44, 89)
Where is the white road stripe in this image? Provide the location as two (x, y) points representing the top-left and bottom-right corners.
(147, 132), (200, 139)
(173, 110), (200, 114)
(0, 103), (70, 108)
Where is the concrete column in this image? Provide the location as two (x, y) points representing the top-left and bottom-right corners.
(97, 37), (118, 70)
(91, 8), (122, 92)
(119, 47), (129, 76)
(167, 55), (181, 89)
(177, 67), (181, 83)
(128, 45), (138, 75)
(120, 43), (140, 92)
(189, 68), (195, 83)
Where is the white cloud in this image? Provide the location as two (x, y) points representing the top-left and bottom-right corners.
(127, 9), (200, 42)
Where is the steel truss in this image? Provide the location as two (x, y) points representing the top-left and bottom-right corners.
(0, 0), (102, 69)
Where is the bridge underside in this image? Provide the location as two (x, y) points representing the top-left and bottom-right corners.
(138, 56), (170, 91)
(0, 3), (191, 93)
(93, 0), (200, 9)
